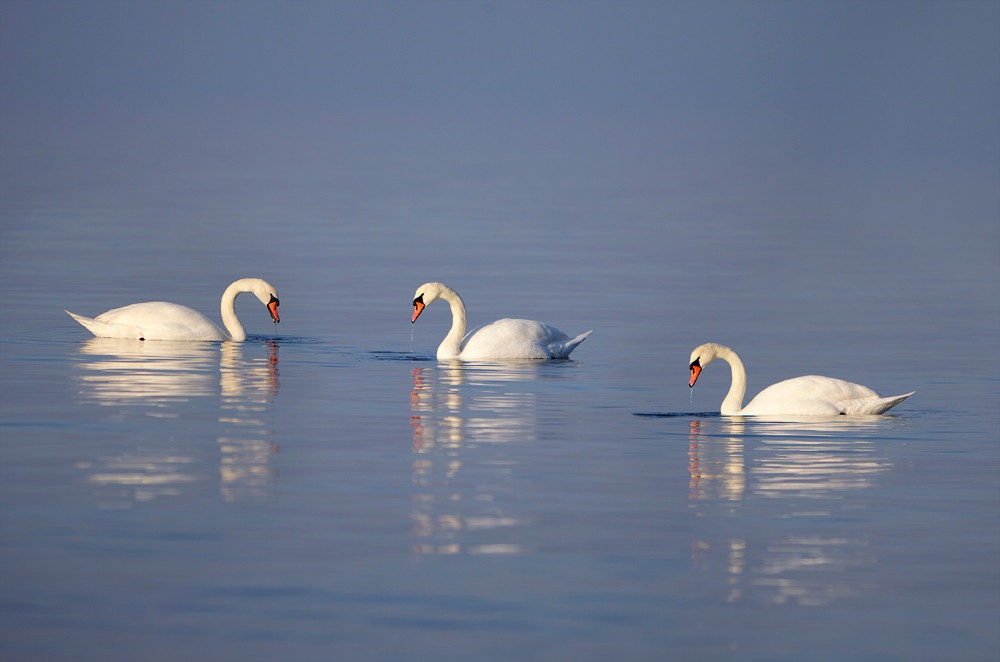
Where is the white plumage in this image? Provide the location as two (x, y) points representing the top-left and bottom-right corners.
(688, 343), (913, 416)
(66, 278), (279, 342)
(411, 282), (591, 360)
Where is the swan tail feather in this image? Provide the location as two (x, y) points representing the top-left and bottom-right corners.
(66, 310), (144, 339)
(841, 391), (915, 415)
(548, 330), (592, 359)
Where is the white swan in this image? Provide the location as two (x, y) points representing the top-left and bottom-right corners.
(66, 278), (279, 342)
(411, 282), (592, 360)
(688, 343), (914, 416)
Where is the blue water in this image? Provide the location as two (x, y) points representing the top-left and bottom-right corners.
(2, 3), (999, 661)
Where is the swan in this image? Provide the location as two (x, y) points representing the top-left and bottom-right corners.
(66, 278), (279, 341)
(688, 343), (914, 416)
(411, 282), (591, 360)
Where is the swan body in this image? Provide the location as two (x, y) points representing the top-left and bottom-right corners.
(411, 282), (591, 360)
(688, 343), (913, 416)
(66, 278), (280, 342)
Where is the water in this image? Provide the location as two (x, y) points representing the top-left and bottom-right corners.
(2, 3), (999, 661)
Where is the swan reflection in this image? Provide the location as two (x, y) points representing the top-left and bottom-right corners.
(72, 339), (279, 505)
(218, 342), (279, 501)
(688, 419), (745, 504)
(747, 417), (891, 499)
(411, 361), (540, 451)
(688, 416), (892, 606)
(83, 453), (200, 506)
(410, 361), (550, 555)
(74, 338), (216, 406)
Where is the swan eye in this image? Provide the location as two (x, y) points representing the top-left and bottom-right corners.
(413, 294), (424, 306)
(269, 294), (279, 307)
(689, 358), (701, 369)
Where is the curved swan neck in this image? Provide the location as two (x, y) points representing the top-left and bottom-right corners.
(220, 279), (253, 342)
(436, 287), (467, 359)
(714, 345), (748, 415)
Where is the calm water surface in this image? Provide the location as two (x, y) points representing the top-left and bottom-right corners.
(1, 111), (998, 661)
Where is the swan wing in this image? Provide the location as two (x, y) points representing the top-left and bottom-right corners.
(742, 376), (913, 416)
(68, 302), (228, 341)
(839, 391), (915, 416)
(741, 375), (882, 416)
(459, 319), (589, 359)
(547, 330), (593, 359)
(66, 310), (146, 340)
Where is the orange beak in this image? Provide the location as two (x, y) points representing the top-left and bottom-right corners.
(411, 300), (425, 323)
(268, 300), (280, 323)
(689, 364), (701, 388)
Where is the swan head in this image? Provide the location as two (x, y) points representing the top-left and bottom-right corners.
(689, 343), (723, 387)
(246, 279), (280, 323)
(411, 282), (449, 323)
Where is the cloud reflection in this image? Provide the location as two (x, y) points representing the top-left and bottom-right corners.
(409, 361), (548, 556)
(688, 416), (892, 606)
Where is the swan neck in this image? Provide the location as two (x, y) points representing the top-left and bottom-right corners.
(219, 282), (246, 342)
(718, 346), (747, 415)
(437, 288), (467, 359)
